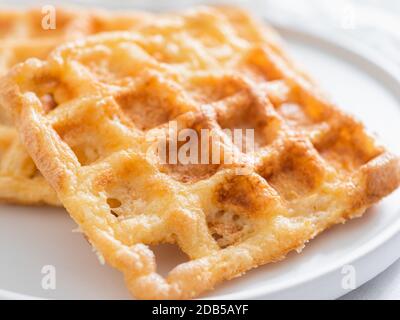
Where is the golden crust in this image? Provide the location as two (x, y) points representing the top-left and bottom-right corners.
(0, 7), (154, 205)
(1, 6), (399, 299)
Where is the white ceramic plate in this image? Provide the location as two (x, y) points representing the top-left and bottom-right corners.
(0, 25), (399, 300)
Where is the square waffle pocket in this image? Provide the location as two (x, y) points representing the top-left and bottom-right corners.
(0, 7), (152, 205)
(1, 6), (399, 299)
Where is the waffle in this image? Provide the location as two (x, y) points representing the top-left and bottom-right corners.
(1, 6), (399, 299)
(0, 7), (152, 205)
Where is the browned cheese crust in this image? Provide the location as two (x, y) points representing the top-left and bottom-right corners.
(0, 7), (156, 205)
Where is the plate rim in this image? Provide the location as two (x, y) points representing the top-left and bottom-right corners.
(1, 23), (399, 301)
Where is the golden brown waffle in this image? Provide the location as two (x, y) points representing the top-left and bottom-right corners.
(0, 7), (152, 205)
(1, 6), (399, 299)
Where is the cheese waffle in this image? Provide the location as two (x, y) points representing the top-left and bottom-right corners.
(0, 7), (151, 205)
(1, 6), (399, 299)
